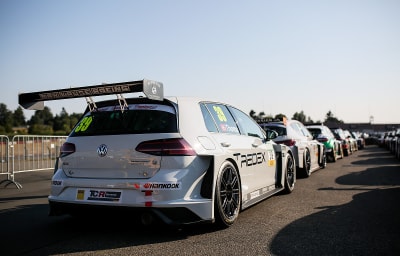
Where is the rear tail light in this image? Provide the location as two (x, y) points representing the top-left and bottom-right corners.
(317, 137), (329, 142)
(60, 142), (76, 157)
(277, 139), (296, 147)
(136, 138), (196, 156)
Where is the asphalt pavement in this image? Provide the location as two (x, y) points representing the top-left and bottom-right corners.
(1, 145), (400, 256)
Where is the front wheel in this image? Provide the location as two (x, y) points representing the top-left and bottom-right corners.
(215, 161), (241, 228)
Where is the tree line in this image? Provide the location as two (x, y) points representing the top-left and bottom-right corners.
(0, 103), (82, 135)
(249, 109), (343, 125)
(0, 102), (343, 135)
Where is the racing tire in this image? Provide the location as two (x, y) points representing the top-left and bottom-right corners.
(319, 151), (327, 168)
(283, 154), (295, 194)
(215, 161), (241, 228)
(299, 150), (311, 178)
(330, 148), (337, 163)
(344, 148), (349, 157)
(338, 145), (344, 159)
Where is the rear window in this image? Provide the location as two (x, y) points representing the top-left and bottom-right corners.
(70, 104), (177, 136)
(308, 128), (322, 137)
(262, 125), (287, 136)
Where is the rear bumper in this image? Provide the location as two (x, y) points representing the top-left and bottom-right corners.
(48, 200), (212, 225)
(49, 156), (215, 225)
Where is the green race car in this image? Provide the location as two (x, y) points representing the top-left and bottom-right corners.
(306, 124), (344, 162)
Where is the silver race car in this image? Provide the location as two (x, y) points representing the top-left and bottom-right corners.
(19, 79), (296, 227)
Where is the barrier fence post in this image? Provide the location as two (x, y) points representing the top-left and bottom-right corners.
(0, 135), (67, 189)
(0, 135), (22, 188)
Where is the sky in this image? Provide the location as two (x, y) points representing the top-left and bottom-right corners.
(1, 0), (399, 123)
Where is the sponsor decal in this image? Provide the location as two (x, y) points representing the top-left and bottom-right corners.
(267, 151), (276, 166)
(250, 190), (260, 199)
(76, 189), (85, 200)
(213, 106), (227, 122)
(76, 189), (122, 202)
(134, 105), (158, 110)
(262, 187), (270, 193)
(74, 116), (93, 132)
(233, 152), (266, 168)
(141, 182), (181, 190)
(52, 180), (63, 186)
(38, 85), (131, 100)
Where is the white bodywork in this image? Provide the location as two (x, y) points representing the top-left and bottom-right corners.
(261, 120), (325, 176)
(48, 96), (294, 224)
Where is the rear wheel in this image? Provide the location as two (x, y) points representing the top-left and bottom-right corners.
(338, 144), (344, 159)
(319, 150), (327, 168)
(283, 154), (295, 193)
(300, 150), (311, 178)
(215, 161), (241, 228)
(344, 147), (349, 156)
(331, 147), (337, 162)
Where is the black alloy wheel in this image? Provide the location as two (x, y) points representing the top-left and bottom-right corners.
(284, 154), (295, 193)
(301, 150), (312, 178)
(215, 161), (241, 227)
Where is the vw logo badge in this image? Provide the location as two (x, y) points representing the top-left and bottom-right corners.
(97, 144), (108, 157)
(151, 85), (157, 95)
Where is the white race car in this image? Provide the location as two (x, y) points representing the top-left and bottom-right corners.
(19, 79), (296, 227)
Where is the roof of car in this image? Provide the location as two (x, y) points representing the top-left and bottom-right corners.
(259, 122), (286, 127)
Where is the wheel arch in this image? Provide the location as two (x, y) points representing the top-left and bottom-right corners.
(222, 157), (243, 210)
(209, 155), (244, 213)
(213, 156), (243, 227)
(283, 147), (296, 187)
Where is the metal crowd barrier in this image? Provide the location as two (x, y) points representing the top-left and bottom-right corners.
(0, 135), (11, 186)
(0, 135), (67, 189)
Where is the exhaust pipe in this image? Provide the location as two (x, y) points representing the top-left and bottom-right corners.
(141, 212), (154, 225)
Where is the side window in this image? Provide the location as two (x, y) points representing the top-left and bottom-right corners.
(299, 123), (312, 137)
(228, 106), (264, 138)
(323, 127), (333, 138)
(200, 103), (218, 132)
(290, 122), (302, 137)
(205, 103), (239, 134)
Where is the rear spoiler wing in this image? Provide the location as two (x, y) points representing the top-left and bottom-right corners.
(18, 79), (163, 110)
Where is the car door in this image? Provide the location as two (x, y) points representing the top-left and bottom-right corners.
(202, 103), (275, 201)
(227, 106), (276, 191)
(298, 122), (319, 168)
